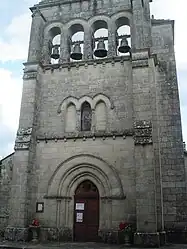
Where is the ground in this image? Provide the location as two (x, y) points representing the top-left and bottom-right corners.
(0, 242), (187, 249)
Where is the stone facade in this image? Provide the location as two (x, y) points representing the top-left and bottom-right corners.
(184, 144), (187, 179)
(1, 0), (187, 247)
(0, 153), (14, 237)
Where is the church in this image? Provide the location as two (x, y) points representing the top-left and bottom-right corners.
(0, 0), (187, 246)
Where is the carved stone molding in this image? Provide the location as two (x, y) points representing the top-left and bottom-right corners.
(42, 55), (130, 71)
(131, 49), (150, 68)
(134, 120), (152, 145)
(132, 59), (149, 68)
(14, 128), (32, 150)
(23, 72), (37, 80)
(37, 129), (134, 141)
(131, 50), (150, 61)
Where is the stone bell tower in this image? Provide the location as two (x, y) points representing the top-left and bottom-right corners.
(5, 0), (187, 246)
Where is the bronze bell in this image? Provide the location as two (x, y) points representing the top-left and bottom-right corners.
(70, 43), (82, 60)
(94, 39), (107, 58)
(51, 45), (60, 59)
(118, 37), (131, 54)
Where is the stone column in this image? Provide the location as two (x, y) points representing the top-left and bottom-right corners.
(27, 11), (45, 62)
(91, 110), (96, 132)
(76, 110), (81, 131)
(60, 28), (70, 63)
(131, 0), (152, 50)
(132, 50), (159, 246)
(83, 26), (93, 60)
(41, 38), (52, 65)
(5, 64), (40, 241)
(108, 20), (117, 57)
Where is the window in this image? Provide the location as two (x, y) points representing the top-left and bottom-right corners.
(81, 102), (92, 131)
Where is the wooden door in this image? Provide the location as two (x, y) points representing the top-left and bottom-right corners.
(74, 180), (99, 242)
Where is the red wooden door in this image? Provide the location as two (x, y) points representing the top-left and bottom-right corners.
(74, 181), (99, 242)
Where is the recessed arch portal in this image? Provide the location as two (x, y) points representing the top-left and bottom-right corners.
(46, 155), (125, 237)
(47, 154), (124, 198)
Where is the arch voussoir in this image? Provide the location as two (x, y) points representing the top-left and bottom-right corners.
(47, 154), (124, 199)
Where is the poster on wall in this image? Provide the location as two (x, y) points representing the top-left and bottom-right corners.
(76, 203), (84, 210)
(76, 212), (83, 222)
(36, 202), (44, 213)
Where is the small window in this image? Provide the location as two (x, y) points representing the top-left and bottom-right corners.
(81, 102), (92, 131)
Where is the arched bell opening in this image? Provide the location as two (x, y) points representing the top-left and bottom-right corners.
(74, 180), (99, 242)
(49, 27), (61, 64)
(115, 17), (131, 56)
(69, 24), (84, 61)
(92, 20), (108, 59)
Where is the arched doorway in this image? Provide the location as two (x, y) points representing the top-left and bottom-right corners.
(74, 180), (99, 242)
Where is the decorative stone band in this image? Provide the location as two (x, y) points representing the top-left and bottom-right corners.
(42, 55), (130, 72)
(134, 120), (153, 145)
(131, 49), (150, 68)
(132, 59), (149, 68)
(132, 49), (150, 61)
(36, 129), (134, 142)
(43, 195), (126, 200)
(14, 128), (32, 150)
(23, 71), (37, 80)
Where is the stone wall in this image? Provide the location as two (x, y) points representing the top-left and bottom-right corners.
(184, 152), (187, 174)
(152, 20), (187, 228)
(0, 153), (14, 236)
(3, 0), (186, 246)
(29, 136), (136, 230)
(38, 59), (132, 137)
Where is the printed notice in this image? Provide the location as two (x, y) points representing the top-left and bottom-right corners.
(76, 203), (84, 210)
(76, 212), (83, 222)
(38, 203), (43, 211)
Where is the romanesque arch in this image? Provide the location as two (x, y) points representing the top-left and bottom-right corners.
(46, 154), (124, 199)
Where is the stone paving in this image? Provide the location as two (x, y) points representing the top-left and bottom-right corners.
(0, 242), (187, 249)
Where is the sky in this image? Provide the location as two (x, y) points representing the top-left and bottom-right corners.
(0, 0), (186, 158)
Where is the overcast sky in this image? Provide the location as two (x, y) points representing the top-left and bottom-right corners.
(0, 0), (186, 158)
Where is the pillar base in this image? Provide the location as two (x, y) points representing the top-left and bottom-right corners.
(134, 232), (160, 247)
(166, 230), (187, 244)
(39, 227), (72, 242)
(4, 227), (29, 241)
(29, 226), (40, 242)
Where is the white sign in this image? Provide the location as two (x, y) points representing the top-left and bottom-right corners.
(38, 203), (43, 211)
(76, 203), (84, 210)
(76, 212), (83, 222)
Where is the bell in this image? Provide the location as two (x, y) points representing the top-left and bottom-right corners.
(118, 37), (131, 54)
(51, 45), (60, 60)
(94, 39), (107, 58)
(70, 43), (82, 60)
